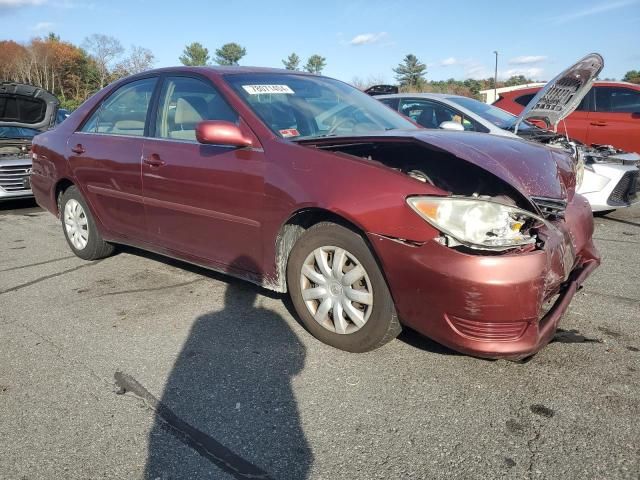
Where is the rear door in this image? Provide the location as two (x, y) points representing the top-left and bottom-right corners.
(68, 77), (157, 241)
(587, 85), (640, 152)
(141, 75), (264, 270)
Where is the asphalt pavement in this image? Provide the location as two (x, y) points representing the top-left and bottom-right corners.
(0, 198), (638, 479)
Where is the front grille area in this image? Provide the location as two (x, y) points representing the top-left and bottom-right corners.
(446, 315), (528, 341)
(608, 170), (639, 206)
(0, 163), (31, 192)
(531, 196), (567, 219)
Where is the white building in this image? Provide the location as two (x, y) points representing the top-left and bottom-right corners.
(479, 83), (545, 104)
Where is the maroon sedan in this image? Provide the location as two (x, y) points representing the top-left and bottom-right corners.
(31, 67), (600, 359)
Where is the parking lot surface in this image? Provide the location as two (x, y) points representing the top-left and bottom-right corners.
(1, 199), (639, 480)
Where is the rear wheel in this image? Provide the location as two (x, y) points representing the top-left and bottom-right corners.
(60, 186), (114, 260)
(287, 222), (401, 352)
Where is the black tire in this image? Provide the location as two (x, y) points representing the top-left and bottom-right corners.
(287, 222), (401, 352)
(59, 185), (114, 260)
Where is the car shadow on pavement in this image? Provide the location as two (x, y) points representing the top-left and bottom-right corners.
(144, 256), (312, 480)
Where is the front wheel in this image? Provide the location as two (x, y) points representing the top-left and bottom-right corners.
(287, 222), (401, 352)
(60, 186), (114, 260)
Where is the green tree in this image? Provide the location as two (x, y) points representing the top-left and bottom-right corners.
(623, 70), (640, 84)
(393, 54), (426, 88)
(282, 52), (301, 71)
(179, 42), (210, 66)
(504, 75), (532, 87)
(215, 42), (246, 66)
(304, 54), (326, 74)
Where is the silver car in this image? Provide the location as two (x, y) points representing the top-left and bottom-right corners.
(0, 82), (60, 201)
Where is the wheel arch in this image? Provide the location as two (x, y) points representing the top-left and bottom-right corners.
(273, 207), (386, 294)
(54, 177), (75, 216)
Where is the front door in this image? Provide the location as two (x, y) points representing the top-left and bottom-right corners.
(142, 75), (264, 271)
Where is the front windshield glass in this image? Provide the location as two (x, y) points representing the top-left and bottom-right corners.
(0, 126), (40, 139)
(225, 73), (417, 139)
(446, 96), (535, 131)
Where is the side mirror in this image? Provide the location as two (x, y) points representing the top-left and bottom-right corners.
(439, 121), (465, 131)
(196, 120), (253, 148)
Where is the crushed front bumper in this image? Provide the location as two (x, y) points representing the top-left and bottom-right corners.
(369, 194), (600, 360)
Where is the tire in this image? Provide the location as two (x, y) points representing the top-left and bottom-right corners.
(60, 185), (114, 260)
(287, 222), (401, 352)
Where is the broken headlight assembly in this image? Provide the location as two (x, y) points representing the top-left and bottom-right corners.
(407, 196), (542, 251)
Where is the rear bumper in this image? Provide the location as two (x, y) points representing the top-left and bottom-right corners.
(369, 194), (600, 360)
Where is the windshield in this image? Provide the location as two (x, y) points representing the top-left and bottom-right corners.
(446, 96), (535, 131)
(225, 73), (417, 139)
(0, 126), (40, 139)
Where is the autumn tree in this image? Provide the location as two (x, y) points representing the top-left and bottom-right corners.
(393, 54), (426, 89)
(215, 43), (246, 66)
(304, 54), (326, 74)
(179, 42), (210, 66)
(282, 53), (301, 71)
(82, 34), (124, 88)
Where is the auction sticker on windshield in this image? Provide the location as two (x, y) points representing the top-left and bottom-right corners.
(242, 85), (295, 95)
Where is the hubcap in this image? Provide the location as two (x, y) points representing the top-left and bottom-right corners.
(64, 199), (89, 250)
(300, 246), (373, 335)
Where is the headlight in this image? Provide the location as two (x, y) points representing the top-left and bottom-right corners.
(407, 196), (541, 250)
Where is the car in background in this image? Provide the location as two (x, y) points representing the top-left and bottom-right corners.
(0, 82), (60, 201)
(364, 84), (398, 96)
(493, 81), (640, 154)
(30, 66), (599, 359)
(377, 54), (640, 213)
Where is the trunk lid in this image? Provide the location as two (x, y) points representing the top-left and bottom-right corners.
(513, 53), (604, 133)
(0, 82), (59, 132)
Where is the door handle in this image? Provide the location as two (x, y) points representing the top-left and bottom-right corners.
(71, 144), (85, 154)
(590, 121), (608, 126)
(143, 153), (165, 167)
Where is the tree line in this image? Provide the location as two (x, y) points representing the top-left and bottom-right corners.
(0, 33), (155, 110)
(1, 34), (638, 110)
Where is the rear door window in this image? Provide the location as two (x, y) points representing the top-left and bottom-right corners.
(81, 78), (157, 136)
(154, 76), (238, 142)
(595, 87), (640, 113)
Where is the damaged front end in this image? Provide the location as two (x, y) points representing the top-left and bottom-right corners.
(303, 133), (600, 359)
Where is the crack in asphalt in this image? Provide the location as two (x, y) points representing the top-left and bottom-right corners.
(114, 372), (273, 480)
(0, 260), (103, 295)
(96, 278), (205, 298)
(592, 237), (640, 245)
(581, 289), (640, 304)
(0, 255), (76, 273)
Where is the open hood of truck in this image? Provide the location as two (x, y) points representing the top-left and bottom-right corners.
(0, 82), (59, 131)
(513, 53), (604, 134)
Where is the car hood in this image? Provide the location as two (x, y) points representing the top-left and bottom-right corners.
(513, 53), (604, 133)
(301, 130), (575, 201)
(0, 82), (59, 131)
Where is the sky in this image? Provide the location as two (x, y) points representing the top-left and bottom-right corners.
(1, 0), (639, 84)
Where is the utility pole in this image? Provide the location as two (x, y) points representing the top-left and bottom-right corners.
(493, 51), (499, 103)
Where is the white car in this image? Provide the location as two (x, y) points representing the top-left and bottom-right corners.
(376, 54), (639, 213)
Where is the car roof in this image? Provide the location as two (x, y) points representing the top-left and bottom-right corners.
(127, 65), (315, 78)
(376, 92), (463, 100)
(502, 80), (640, 97)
